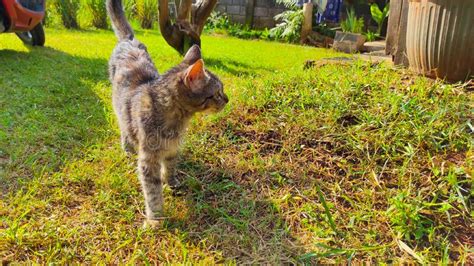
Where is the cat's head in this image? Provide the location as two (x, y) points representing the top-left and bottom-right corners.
(177, 45), (228, 113)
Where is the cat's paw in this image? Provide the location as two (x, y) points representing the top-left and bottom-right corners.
(123, 145), (136, 156)
(171, 188), (186, 197)
(168, 178), (186, 196)
(143, 218), (163, 229)
(121, 137), (136, 156)
(167, 176), (181, 188)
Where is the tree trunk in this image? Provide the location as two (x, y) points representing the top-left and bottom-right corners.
(158, 0), (217, 55)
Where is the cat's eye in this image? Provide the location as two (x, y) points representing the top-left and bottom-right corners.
(200, 95), (214, 105)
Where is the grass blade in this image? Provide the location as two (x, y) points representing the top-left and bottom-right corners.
(315, 181), (338, 235)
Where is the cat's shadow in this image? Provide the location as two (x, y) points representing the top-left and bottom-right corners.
(161, 158), (310, 263)
(205, 57), (273, 77)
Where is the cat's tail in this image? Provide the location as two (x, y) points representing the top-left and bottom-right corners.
(106, 0), (134, 41)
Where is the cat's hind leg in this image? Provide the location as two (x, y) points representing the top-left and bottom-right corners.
(161, 154), (180, 189)
(121, 134), (136, 155)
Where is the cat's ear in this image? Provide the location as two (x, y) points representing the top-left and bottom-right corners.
(184, 59), (207, 90)
(183, 45), (201, 64)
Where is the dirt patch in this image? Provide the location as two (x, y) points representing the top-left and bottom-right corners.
(232, 129), (283, 155)
(337, 113), (360, 127)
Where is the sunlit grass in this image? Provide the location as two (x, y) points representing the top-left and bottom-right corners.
(0, 28), (472, 264)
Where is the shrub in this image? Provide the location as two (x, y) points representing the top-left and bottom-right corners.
(43, 0), (62, 28)
(267, 0), (304, 43)
(135, 0), (157, 29)
(365, 30), (378, 42)
(122, 0), (136, 20)
(228, 25), (265, 39)
(50, 0), (79, 29)
(204, 12), (269, 40)
(205, 12), (230, 31)
(341, 8), (364, 34)
(269, 9), (304, 43)
(313, 23), (336, 38)
(80, 0), (108, 29)
(274, 0), (298, 9)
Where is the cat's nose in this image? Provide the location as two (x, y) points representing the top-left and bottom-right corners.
(223, 94), (229, 103)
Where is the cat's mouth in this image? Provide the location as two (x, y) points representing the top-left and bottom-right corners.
(200, 96), (227, 112)
(203, 102), (226, 114)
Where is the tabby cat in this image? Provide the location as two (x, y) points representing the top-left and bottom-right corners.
(106, 0), (228, 224)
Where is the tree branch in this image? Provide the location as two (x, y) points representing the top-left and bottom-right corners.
(158, 0), (212, 54)
(158, 0), (173, 39)
(192, 0), (218, 34)
(178, 0), (193, 21)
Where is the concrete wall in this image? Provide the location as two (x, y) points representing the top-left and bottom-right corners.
(215, 0), (286, 29)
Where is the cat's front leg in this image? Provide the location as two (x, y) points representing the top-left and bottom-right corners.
(137, 150), (164, 220)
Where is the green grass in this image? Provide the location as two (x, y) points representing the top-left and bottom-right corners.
(1, 28), (473, 264)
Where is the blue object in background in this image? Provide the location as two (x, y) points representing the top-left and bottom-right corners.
(316, 0), (342, 23)
(297, 0), (311, 7)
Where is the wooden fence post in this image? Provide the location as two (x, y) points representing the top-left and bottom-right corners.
(386, 0), (409, 66)
(301, 2), (313, 44)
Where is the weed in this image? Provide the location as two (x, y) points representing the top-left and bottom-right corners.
(79, 0), (108, 29)
(135, 0), (157, 29)
(341, 8), (364, 34)
(49, 0), (80, 29)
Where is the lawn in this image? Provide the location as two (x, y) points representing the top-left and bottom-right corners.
(0, 28), (472, 264)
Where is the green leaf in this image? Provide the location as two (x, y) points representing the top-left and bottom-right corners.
(341, 8), (364, 33)
(370, 4), (383, 24)
(383, 4), (390, 18)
